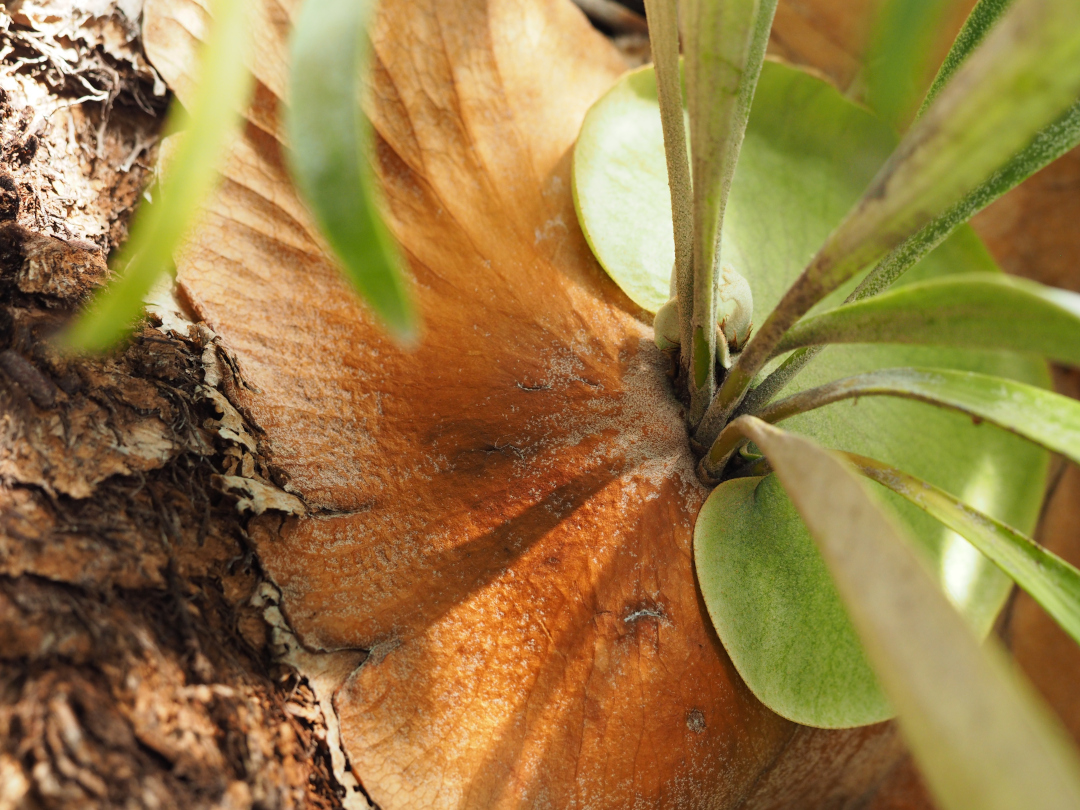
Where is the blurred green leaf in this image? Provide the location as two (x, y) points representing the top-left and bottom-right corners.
(286, 0), (417, 344)
(775, 274), (1080, 366)
(698, 418), (1080, 810)
(850, 452), (1080, 648)
(63, 0), (251, 352)
(865, 0), (951, 130)
(810, 0), (1080, 299)
(757, 366), (1080, 466)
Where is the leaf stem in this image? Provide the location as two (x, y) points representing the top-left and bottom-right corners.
(683, 0), (777, 425)
(695, 275), (824, 444)
(643, 0), (695, 362)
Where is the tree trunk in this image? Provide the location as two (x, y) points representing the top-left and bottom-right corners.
(2, 2), (1079, 809)
(0, 5), (349, 807)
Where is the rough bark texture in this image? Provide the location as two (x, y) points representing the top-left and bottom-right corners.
(1, 0), (1079, 808)
(0, 5), (349, 808)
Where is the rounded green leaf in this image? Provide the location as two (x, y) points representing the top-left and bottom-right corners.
(572, 64), (682, 312)
(579, 60), (1049, 727)
(697, 475), (889, 726)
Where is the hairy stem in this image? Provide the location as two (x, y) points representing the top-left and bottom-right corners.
(644, 0), (695, 360)
(683, 0), (775, 425)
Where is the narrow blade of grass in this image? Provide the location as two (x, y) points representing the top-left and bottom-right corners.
(720, 417), (1080, 810)
(849, 452), (1080, 648)
(62, 0), (251, 352)
(286, 0), (417, 343)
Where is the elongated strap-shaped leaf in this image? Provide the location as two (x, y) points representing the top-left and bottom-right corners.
(739, 0), (1073, 416)
(643, 0), (694, 353)
(682, 0), (773, 423)
(699, 0), (1080, 443)
(755, 367), (1080, 466)
(720, 417), (1080, 810)
(919, 0), (1012, 115)
(63, 0), (251, 351)
(774, 274), (1080, 366)
(743, 97), (1080, 415)
(852, 102), (1080, 305)
(848, 452), (1080, 647)
(286, 0), (417, 343)
(807, 0), (1080, 304)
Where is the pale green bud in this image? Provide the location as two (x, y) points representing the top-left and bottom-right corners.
(653, 297), (680, 351)
(717, 264), (753, 349)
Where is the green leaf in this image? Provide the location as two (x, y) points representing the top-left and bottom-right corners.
(849, 452), (1080, 648)
(689, 62), (1047, 726)
(696, 470), (892, 727)
(919, 0), (1012, 115)
(701, 0), (1080, 432)
(756, 367), (1080, 467)
(286, 0), (417, 343)
(805, 0), (1080, 300)
(681, 0), (777, 419)
(697, 418), (1080, 810)
(572, 64), (675, 312)
(747, 97), (1080, 412)
(849, 101), (1080, 304)
(864, 0), (950, 130)
(775, 274), (1080, 365)
(62, 0), (251, 352)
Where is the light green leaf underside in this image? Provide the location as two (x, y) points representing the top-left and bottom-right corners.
(850, 453), (1080, 648)
(682, 62), (1048, 727)
(572, 64), (682, 312)
(776, 274), (1080, 367)
(760, 367), (1080, 467)
(286, 0), (416, 343)
(63, 0), (251, 351)
(705, 421), (1080, 810)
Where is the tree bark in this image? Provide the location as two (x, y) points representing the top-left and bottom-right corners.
(0, 5), (349, 808)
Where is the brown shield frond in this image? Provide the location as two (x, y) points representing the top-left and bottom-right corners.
(142, 0), (903, 806)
